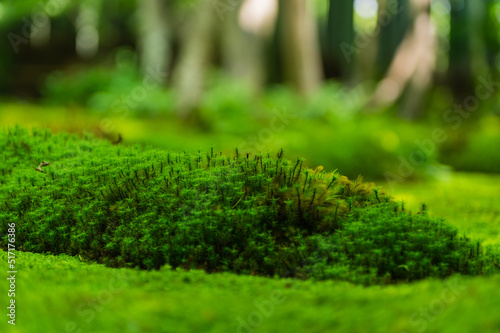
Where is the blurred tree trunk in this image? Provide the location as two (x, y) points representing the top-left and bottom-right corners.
(30, 16), (51, 48)
(267, 2), (285, 84)
(138, 0), (170, 84)
(483, 0), (500, 71)
(448, 0), (474, 100)
(220, 1), (266, 94)
(172, 0), (217, 120)
(376, 0), (411, 77)
(482, 0), (500, 115)
(367, 0), (436, 119)
(75, 0), (101, 59)
(278, 0), (323, 97)
(325, 0), (354, 80)
(400, 2), (434, 119)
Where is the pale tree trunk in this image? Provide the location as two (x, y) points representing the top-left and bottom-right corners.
(278, 0), (323, 97)
(75, 0), (101, 59)
(219, 0), (266, 95)
(172, 0), (217, 120)
(138, 0), (170, 84)
(366, 0), (435, 119)
(376, 0), (411, 77)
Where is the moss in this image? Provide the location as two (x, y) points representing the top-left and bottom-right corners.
(0, 126), (498, 284)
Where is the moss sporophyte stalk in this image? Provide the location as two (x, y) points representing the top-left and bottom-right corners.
(0, 126), (499, 285)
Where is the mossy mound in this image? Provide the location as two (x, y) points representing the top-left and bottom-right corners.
(0, 126), (498, 284)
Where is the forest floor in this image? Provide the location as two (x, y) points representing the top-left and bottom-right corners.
(1, 103), (499, 332)
(2, 172), (499, 333)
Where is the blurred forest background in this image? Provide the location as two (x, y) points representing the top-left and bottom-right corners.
(1, 0), (500, 183)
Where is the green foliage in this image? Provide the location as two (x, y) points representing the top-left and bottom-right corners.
(37, 64), (439, 180)
(41, 49), (174, 117)
(198, 71), (256, 129)
(440, 116), (500, 174)
(0, 126), (498, 285)
(197, 79), (437, 180)
(276, 116), (437, 181)
(42, 68), (110, 106)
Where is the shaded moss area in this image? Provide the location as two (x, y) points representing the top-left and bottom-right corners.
(2, 249), (500, 333)
(1, 126), (498, 284)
